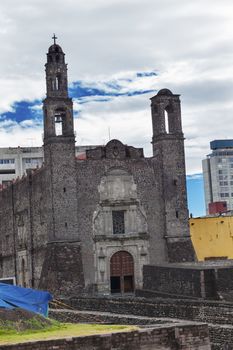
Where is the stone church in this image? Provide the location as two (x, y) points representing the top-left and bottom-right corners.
(0, 40), (194, 296)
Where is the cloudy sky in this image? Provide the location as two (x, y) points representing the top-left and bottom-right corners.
(0, 0), (233, 215)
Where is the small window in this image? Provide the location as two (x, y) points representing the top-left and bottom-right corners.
(220, 193), (229, 198)
(0, 159), (15, 164)
(112, 211), (125, 234)
(220, 181), (229, 186)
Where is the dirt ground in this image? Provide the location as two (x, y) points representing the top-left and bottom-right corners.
(0, 308), (52, 331)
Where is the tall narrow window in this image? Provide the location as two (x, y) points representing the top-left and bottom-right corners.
(164, 109), (169, 133)
(112, 210), (125, 234)
(55, 76), (60, 90)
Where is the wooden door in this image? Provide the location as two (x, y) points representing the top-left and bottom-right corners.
(110, 251), (134, 294)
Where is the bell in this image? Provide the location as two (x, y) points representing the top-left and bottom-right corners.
(55, 115), (62, 123)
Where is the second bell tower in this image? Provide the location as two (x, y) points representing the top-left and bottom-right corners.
(151, 88), (195, 262)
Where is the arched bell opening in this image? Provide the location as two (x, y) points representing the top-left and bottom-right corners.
(54, 108), (66, 136)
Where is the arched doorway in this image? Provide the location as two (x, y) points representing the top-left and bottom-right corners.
(110, 251), (134, 294)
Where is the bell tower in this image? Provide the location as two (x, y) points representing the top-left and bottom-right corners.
(43, 36), (77, 242)
(40, 37), (84, 296)
(43, 34), (74, 143)
(151, 89), (195, 262)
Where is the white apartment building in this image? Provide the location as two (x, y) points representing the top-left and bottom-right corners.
(0, 145), (97, 187)
(202, 140), (233, 214)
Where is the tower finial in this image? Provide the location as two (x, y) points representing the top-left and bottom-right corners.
(52, 33), (57, 45)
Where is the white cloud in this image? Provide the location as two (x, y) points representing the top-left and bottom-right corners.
(74, 93), (152, 155)
(0, 119), (42, 147)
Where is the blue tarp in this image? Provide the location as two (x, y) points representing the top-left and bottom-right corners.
(0, 298), (14, 309)
(0, 283), (52, 317)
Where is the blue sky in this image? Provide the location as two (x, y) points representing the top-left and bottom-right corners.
(187, 175), (205, 217)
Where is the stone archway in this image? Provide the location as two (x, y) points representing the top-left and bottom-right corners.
(110, 251), (134, 294)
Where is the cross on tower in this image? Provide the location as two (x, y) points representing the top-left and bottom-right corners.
(52, 34), (57, 45)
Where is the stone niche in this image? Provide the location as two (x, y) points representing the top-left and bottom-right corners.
(93, 168), (149, 295)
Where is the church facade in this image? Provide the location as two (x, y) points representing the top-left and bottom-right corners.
(0, 41), (194, 296)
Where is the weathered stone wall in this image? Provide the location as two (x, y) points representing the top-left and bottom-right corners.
(44, 139), (79, 242)
(166, 239), (196, 263)
(68, 296), (233, 349)
(50, 309), (233, 349)
(143, 265), (218, 299)
(215, 267), (233, 301)
(68, 296), (233, 325)
(0, 323), (211, 350)
(39, 241), (85, 297)
(52, 309), (233, 349)
(0, 168), (48, 288)
(0, 185), (15, 279)
(50, 308), (176, 325)
(28, 168), (48, 288)
(209, 324), (233, 350)
(142, 264), (233, 301)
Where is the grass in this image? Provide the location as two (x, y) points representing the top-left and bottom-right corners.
(0, 320), (137, 345)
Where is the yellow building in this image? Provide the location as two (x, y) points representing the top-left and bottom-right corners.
(190, 216), (233, 261)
